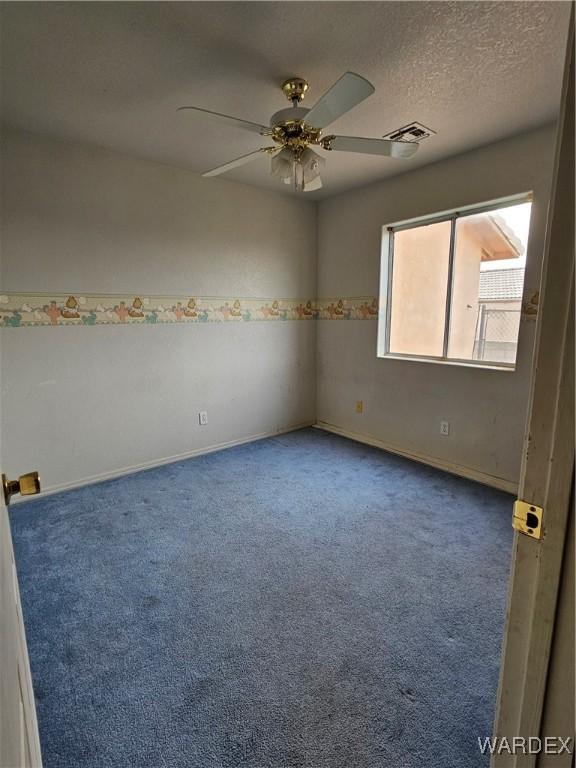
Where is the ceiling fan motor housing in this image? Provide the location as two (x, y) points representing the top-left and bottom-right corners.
(269, 106), (322, 159)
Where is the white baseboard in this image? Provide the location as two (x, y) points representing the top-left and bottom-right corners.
(314, 421), (518, 494)
(14, 419), (516, 502)
(14, 421), (315, 502)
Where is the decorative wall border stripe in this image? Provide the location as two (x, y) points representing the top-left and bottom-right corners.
(0, 294), (380, 327)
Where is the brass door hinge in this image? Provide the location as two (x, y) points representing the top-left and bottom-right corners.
(512, 500), (543, 539)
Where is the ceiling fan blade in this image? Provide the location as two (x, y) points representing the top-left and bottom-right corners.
(178, 106), (269, 135)
(327, 135), (419, 159)
(304, 72), (375, 129)
(202, 148), (274, 178)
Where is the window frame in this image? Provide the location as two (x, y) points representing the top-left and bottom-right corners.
(377, 192), (533, 371)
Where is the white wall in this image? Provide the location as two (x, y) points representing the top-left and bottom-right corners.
(0, 129), (317, 491)
(0, 125), (558, 494)
(316, 125), (556, 490)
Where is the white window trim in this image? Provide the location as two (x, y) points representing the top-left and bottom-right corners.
(377, 192), (533, 370)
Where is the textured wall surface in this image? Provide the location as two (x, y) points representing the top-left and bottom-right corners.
(0, 129), (317, 490)
(316, 125), (556, 488)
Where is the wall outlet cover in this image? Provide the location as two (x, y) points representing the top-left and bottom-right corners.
(199, 411), (208, 426)
(440, 420), (450, 436)
(356, 400), (363, 414)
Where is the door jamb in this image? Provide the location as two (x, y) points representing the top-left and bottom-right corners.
(492, 17), (575, 767)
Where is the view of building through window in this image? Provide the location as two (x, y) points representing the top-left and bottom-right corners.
(383, 199), (532, 367)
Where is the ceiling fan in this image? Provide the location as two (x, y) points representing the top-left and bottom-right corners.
(178, 72), (419, 192)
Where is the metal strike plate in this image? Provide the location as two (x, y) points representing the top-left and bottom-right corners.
(512, 500), (543, 539)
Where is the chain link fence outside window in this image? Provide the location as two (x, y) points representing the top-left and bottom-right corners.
(473, 307), (521, 364)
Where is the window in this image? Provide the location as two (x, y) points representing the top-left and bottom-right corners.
(378, 195), (532, 369)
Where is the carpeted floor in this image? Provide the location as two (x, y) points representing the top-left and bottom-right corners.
(10, 428), (513, 768)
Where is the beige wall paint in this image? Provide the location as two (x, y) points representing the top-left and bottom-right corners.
(387, 217), (518, 362)
(388, 221), (451, 357)
(448, 221), (488, 361)
(0, 129), (317, 491)
(316, 125), (556, 487)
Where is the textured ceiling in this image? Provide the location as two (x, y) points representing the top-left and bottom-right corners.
(0, 1), (571, 199)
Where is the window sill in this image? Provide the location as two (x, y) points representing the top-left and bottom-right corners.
(379, 353), (516, 372)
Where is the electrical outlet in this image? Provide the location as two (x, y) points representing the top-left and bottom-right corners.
(199, 411), (208, 426)
(356, 400), (363, 414)
(440, 420), (450, 436)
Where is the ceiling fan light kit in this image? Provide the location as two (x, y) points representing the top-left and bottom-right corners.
(178, 72), (421, 192)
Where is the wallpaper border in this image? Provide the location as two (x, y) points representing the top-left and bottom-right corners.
(0, 291), (537, 328)
(0, 293), (380, 327)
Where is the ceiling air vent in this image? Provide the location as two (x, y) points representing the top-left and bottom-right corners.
(382, 122), (435, 143)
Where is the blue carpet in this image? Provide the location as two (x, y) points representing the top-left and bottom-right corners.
(10, 428), (513, 768)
